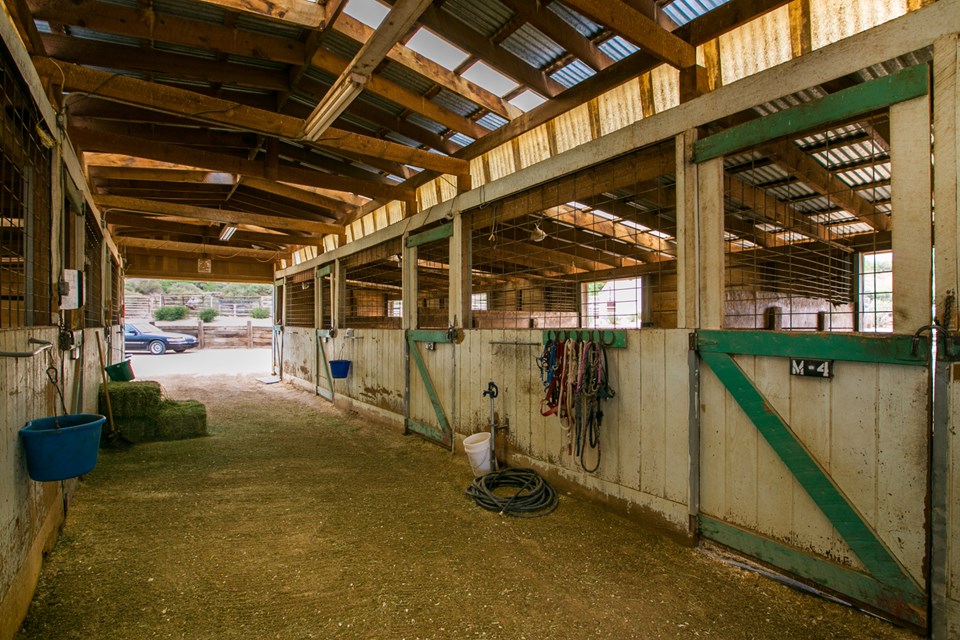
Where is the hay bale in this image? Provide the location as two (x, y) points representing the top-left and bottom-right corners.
(154, 400), (207, 440)
(99, 381), (163, 418)
(106, 418), (156, 444)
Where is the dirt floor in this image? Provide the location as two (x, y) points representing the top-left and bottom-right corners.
(16, 364), (916, 639)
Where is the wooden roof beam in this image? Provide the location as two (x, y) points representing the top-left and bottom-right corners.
(115, 235), (288, 260)
(557, 0), (695, 69)
(37, 58), (469, 177)
(97, 195), (345, 236)
(302, 0), (433, 140)
(71, 127), (407, 204)
(30, 0), (484, 139)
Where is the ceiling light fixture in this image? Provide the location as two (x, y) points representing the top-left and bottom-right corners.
(530, 223), (547, 242)
(218, 225), (237, 241)
(301, 72), (368, 141)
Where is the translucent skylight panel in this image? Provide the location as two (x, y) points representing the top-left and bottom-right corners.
(461, 61), (519, 97)
(343, 0), (389, 29)
(509, 90), (546, 113)
(405, 28), (469, 71)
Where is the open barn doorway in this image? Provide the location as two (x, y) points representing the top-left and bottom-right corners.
(121, 278), (274, 378)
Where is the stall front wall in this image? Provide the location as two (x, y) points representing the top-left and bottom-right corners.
(281, 327), (316, 390)
(453, 329), (690, 528)
(322, 330), (406, 420)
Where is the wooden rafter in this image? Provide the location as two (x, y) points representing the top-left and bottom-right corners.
(71, 127), (410, 203)
(97, 195), (345, 236)
(499, 0), (613, 73)
(115, 236), (288, 260)
(37, 57), (469, 177)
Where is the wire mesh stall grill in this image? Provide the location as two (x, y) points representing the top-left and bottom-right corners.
(316, 268), (333, 329)
(414, 227), (450, 329)
(719, 112), (892, 332)
(84, 210), (104, 327)
(467, 142), (678, 330)
(284, 270), (315, 327)
(0, 43), (52, 329)
(343, 238), (403, 329)
(110, 257), (122, 325)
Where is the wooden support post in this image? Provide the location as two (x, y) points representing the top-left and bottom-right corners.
(198, 321), (205, 349)
(676, 130), (699, 329)
(698, 156), (726, 329)
(449, 213), (471, 329)
(890, 94), (933, 331)
(679, 65), (709, 103)
(332, 259), (346, 329)
(932, 35), (959, 640)
(402, 236), (418, 330)
(247, 320), (253, 348)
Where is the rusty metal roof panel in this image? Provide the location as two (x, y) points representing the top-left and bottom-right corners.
(441, 0), (512, 39)
(501, 24), (565, 70)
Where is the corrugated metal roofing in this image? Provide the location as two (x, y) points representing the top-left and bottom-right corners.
(384, 132), (423, 148)
(501, 25), (565, 70)
(406, 113), (449, 136)
(441, 0), (511, 40)
(321, 30), (362, 60)
(448, 132), (475, 147)
(598, 36), (638, 61)
(663, 0), (729, 26)
(224, 53), (288, 71)
(66, 26), (141, 47)
(356, 92), (406, 119)
(154, 41), (219, 60)
(303, 66), (338, 86)
(551, 59), (595, 88)
(431, 88), (483, 119)
(547, 3), (603, 39)
(476, 112), (508, 131)
(235, 13), (304, 39)
(378, 61), (433, 96)
(153, 0), (226, 25)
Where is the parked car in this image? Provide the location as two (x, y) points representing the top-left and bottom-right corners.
(124, 321), (198, 355)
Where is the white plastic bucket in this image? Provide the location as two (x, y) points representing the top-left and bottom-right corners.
(463, 432), (492, 477)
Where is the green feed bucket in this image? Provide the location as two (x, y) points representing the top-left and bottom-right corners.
(105, 359), (135, 382)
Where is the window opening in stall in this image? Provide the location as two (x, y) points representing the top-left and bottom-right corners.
(344, 239), (403, 329)
(414, 231), (450, 329)
(468, 141), (677, 329)
(719, 111), (891, 332)
(858, 250), (893, 333)
(0, 44), (52, 328)
(285, 271), (315, 327)
(84, 211), (104, 327)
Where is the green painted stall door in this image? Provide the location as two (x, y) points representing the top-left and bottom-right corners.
(406, 330), (455, 448)
(695, 330), (929, 628)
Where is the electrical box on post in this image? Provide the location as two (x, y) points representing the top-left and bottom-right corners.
(59, 269), (84, 310)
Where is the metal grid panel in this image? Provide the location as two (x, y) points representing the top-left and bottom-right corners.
(468, 142), (678, 329)
(0, 44), (52, 329)
(344, 239), (403, 329)
(285, 271), (315, 327)
(721, 113), (892, 331)
(84, 211), (104, 327)
(110, 257), (122, 325)
(414, 234), (449, 329)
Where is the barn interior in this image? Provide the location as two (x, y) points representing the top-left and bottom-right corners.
(1, 0), (959, 637)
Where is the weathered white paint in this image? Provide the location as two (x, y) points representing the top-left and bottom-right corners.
(699, 357), (927, 582)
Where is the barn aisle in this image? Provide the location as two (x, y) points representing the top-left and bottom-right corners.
(16, 370), (911, 640)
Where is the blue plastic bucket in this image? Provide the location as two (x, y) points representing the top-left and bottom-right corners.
(329, 359), (351, 379)
(19, 414), (106, 482)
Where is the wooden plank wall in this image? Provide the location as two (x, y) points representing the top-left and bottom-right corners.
(281, 327), (316, 386)
(0, 326), (106, 637)
(327, 330), (405, 417)
(699, 356), (927, 583)
(951, 380), (960, 635)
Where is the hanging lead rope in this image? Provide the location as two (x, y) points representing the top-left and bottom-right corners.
(537, 337), (615, 472)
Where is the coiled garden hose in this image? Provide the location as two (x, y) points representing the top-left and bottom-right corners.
(465, 467), (558, 518)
